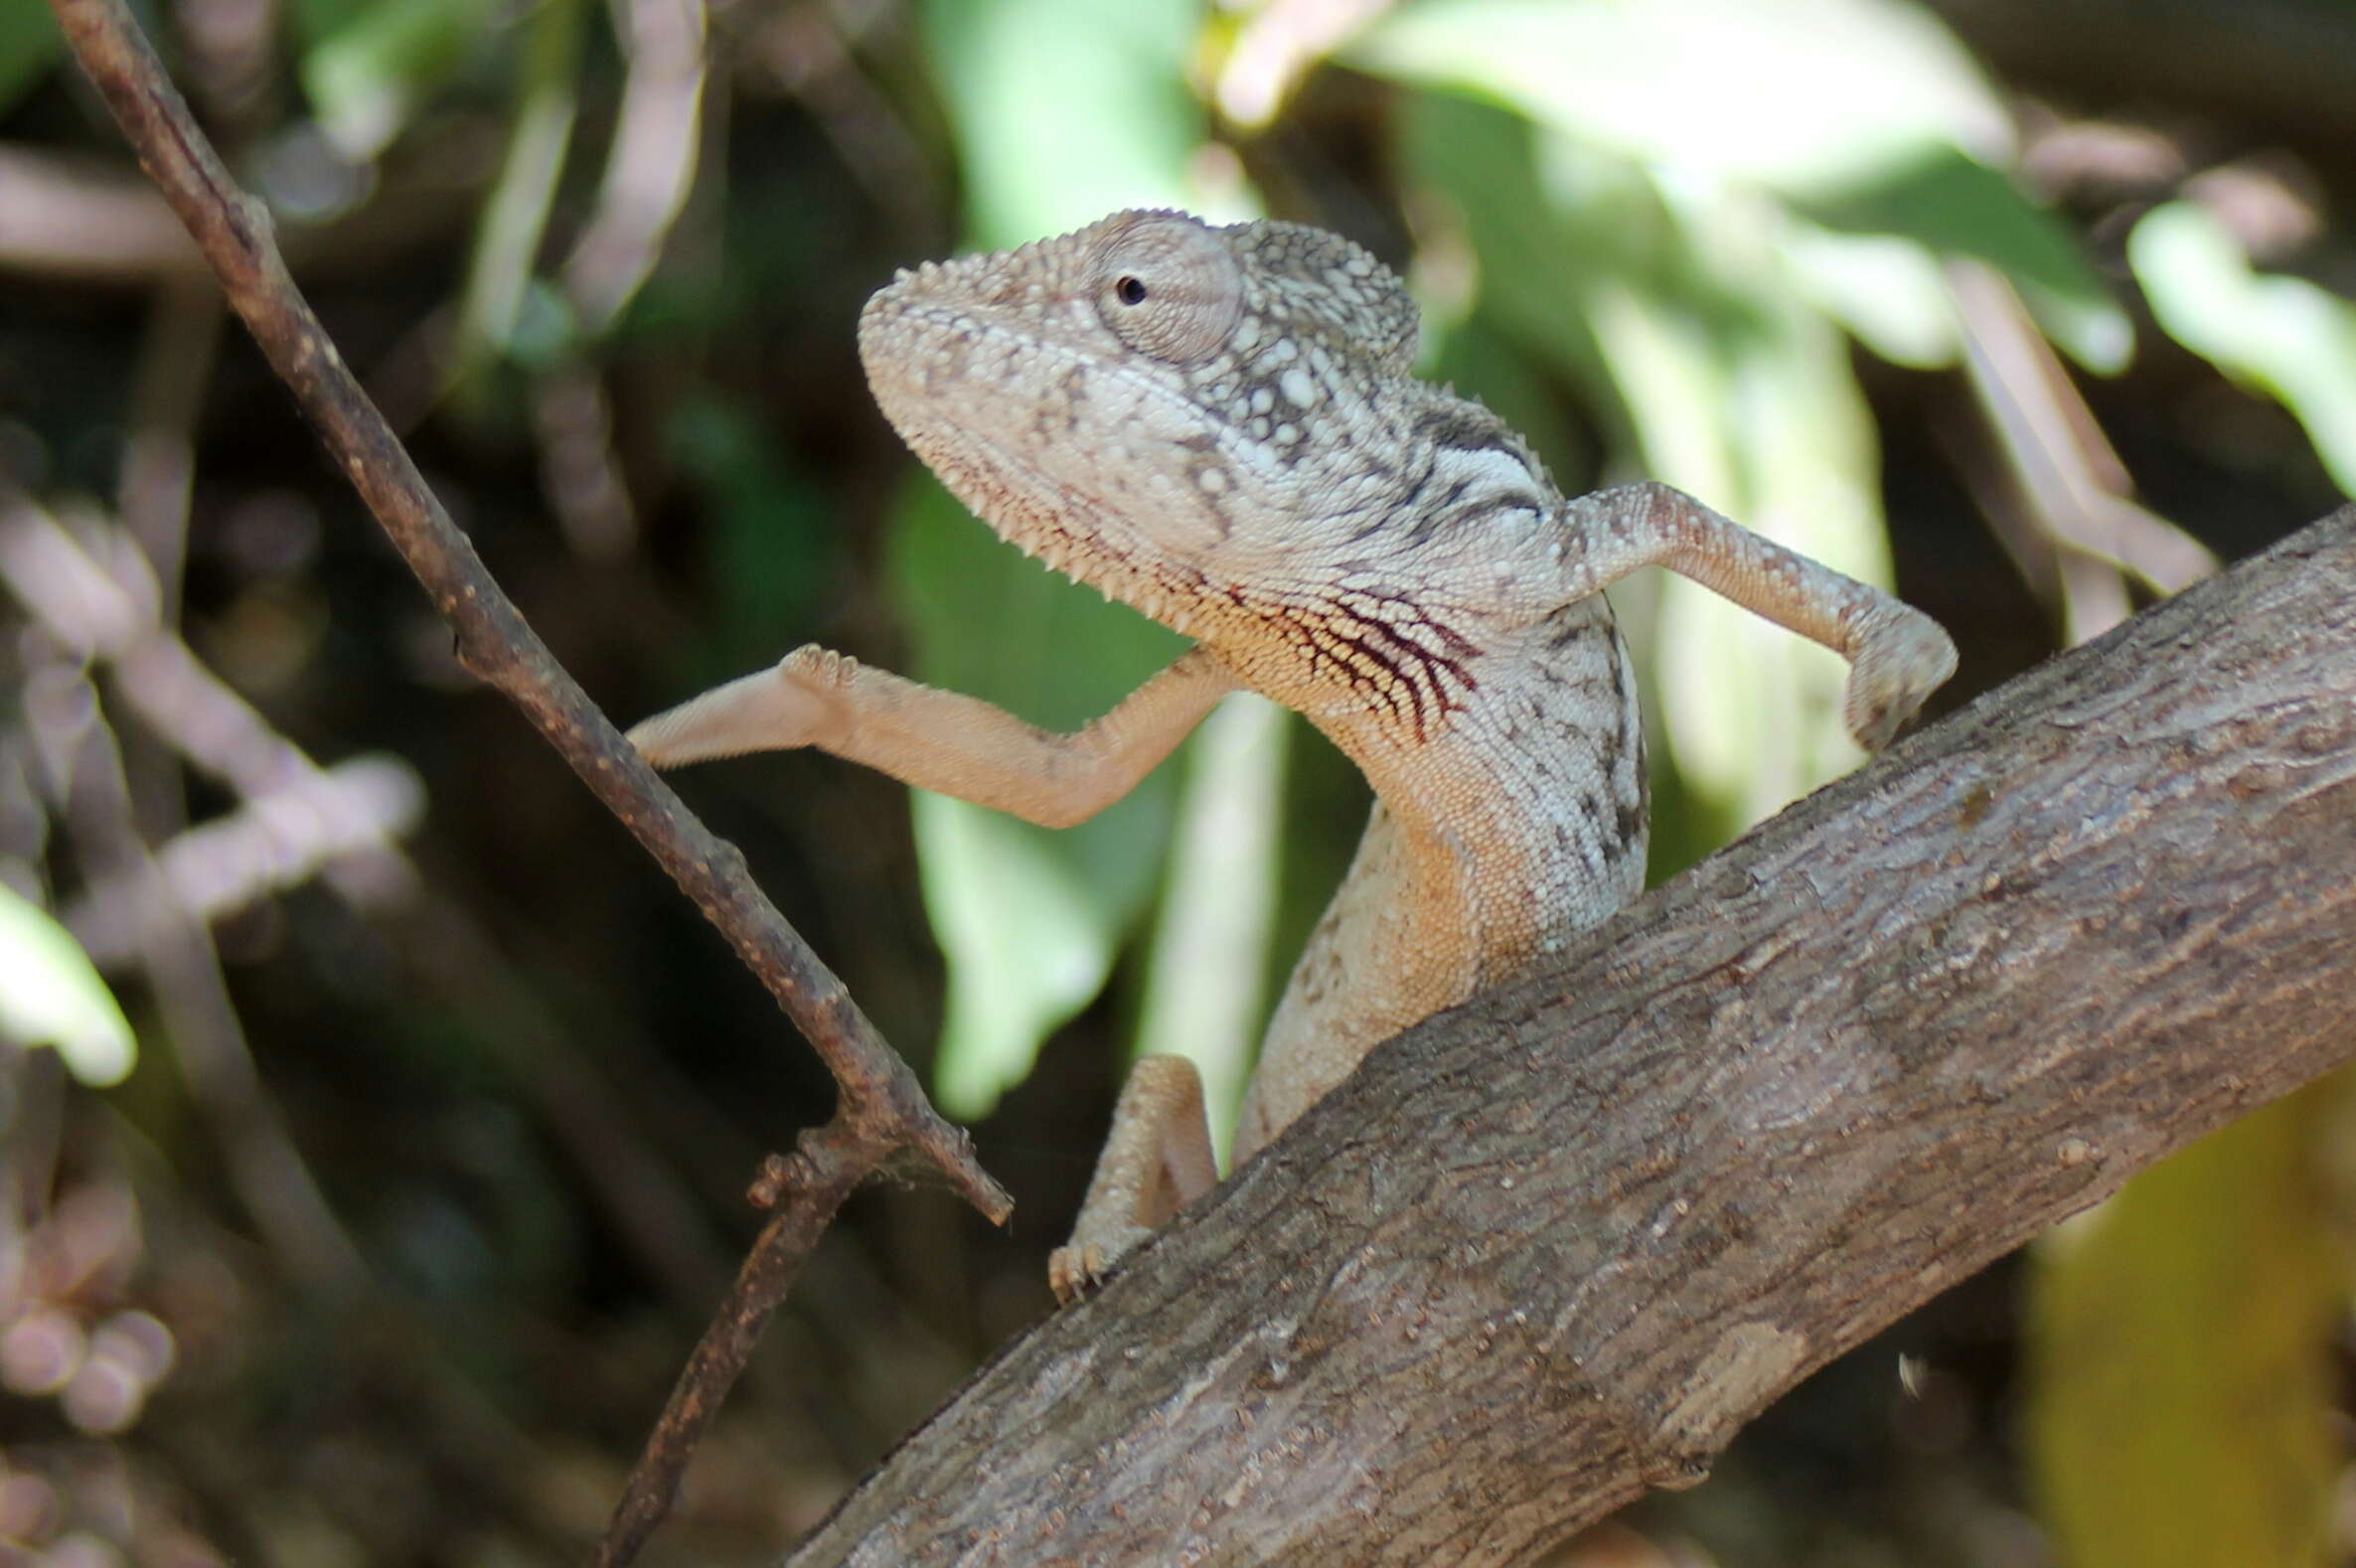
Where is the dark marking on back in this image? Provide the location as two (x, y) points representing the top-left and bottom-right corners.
(1414, 404), (1512, 454)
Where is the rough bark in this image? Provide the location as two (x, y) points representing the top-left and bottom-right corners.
(783, 504), (2356, 1568)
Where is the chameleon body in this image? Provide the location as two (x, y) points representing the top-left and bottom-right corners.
(628, 210), (1958, 1301)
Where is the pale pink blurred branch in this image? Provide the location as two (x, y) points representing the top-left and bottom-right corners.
(562, 0), (707, 332)
(0, 482), (732, 1315)
(1949, 259), (2218, 643)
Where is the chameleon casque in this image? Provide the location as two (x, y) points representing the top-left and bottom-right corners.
(628, 209), (1958, 1302)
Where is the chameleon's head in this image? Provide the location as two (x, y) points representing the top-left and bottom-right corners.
(859, 210), (1492, 646)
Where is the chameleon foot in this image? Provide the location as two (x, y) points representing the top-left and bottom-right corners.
(1051, 1054), (1214, 1304)
(1048, 1226), (1151, 1305)
(1840, 602), (1959, 752)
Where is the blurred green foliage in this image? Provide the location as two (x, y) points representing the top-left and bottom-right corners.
(2132, 200), (2356, 495)
(297, 0), (504, 160)
(888, 477), (1188, 1115)
(2029, 1084), (2350, 1568)
(0, 882), (134, 1085)
(0, 0), (63, 113)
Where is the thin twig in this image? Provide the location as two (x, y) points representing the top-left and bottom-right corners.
(109, 271), (218, 851)
(1948, 258), (2218, 642)
(0, 143), (480, 286)
(43, 0), (1006, 1212)
(115, 272), (219, 615)
(44, 5), (1011, 1563)
(0, 144), (206, 281)
(590, 1126), (880, 1568)
(30, 640), (369, 1293)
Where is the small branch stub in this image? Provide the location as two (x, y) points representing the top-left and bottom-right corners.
(749, 1153), (799, 1209)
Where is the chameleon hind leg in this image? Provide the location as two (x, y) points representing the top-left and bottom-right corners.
(1049, 1054), (1217, 1303)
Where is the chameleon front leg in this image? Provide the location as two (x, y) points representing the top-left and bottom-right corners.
(630, 646), (1239, 1302)
(1048, 1054), (1217, 1304)
(1561, 482), (1958, 749)
(628, 644), (1239, 828)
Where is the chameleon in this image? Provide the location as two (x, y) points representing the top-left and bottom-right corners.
(627, 209), (1958, 1303)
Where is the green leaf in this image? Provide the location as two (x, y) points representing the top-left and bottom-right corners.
(887, 478), (1185, 1118)
(667, 398), (833, 668)
(918, 0), (1222, 249)
(2129, 202), (2356, 498)
(1397, 94), (1641, 440)
(1425, 315), (1599, 495)
(0, 0), (65, 117)
(1635, 198), (1893, 834)
(888, 478), (1187, 741)
(1352, 0), (2010, 197)
(1356, 1), (2123, 373)
(915, 792), (1133, 1119)
(0, 883), (135, 1087)
(2026, 1084), (2345, 1568)
(1778, 222), (1959, 370)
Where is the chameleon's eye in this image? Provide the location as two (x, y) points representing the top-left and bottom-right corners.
(1090, 212), (1242, 366)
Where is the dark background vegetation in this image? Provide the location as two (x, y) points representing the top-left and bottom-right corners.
(2, 0), (2353, 1564)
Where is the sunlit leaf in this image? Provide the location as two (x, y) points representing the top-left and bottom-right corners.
(0, 0), (64, 117)
(1352, 0), (2011, 196)
(915, 790), (1133, 1119)
(1639, 193), (1890, 835)
(0, 883), (136, 1087)
(1779, 223), (1958, 370)
(1357, 1), (2122, 373)
(2027, 1084), (2344, 1568)
(918, 0), (1222, 249)
(1398, 95), (1639, 441)
(2130, 201), (2356, 497)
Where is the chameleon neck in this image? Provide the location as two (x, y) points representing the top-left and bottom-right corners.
(1232, 598), (1648, 1157)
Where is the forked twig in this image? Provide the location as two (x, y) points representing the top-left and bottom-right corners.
(44, 2), (1011, 1561)
(592, 1132), (878, 1568)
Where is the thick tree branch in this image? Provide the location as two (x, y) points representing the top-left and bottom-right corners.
(785, 505), (2356, 1567)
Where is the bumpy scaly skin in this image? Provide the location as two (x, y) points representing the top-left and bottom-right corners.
(628, 210), (1959, 1303)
